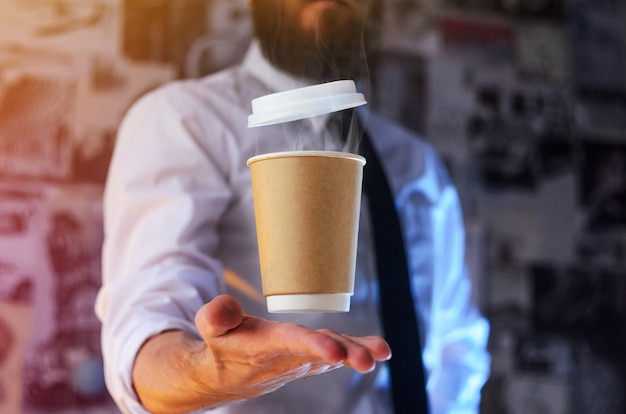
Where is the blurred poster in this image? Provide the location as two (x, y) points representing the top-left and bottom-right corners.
(570, 1), (626, 94)
(579, 140), (626, 230)
(571, 0), (626, 143)
(466, 82), (540, 189)
(0, 0), (121, 56)
(424, 56), (475, 165)
(0, 180), (111, 412)
(440, 16), (514, 65)
(0, 47), (76, 181)
(380, 0), (440, 55)
(0, 266), (33, 414)
(532, 262), (626, 329)
(464, 66), (574, 190)
(371, 51), (428, 136)
(0, 43), (175, 185)
(574, 90), (626, 137)
(441, 0), (563, 19)
(516, 22), (569, 84)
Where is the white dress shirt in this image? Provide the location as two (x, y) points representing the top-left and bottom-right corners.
(95, 41), (490, 414)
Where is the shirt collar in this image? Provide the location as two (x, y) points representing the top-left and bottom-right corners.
(242, 40), (311, 94)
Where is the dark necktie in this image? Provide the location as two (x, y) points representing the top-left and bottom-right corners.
(327, 110), (429, 414)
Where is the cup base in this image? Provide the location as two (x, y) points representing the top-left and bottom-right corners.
(266, 293), (351, 313)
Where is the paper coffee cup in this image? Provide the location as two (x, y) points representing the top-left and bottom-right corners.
(247, 151), (365, 313)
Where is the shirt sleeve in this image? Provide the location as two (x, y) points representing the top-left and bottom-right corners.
(418, 150), (491, 414)
(94, 85), (231, 412)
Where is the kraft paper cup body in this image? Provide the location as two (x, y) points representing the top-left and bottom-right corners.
(247, 151), (365, 313)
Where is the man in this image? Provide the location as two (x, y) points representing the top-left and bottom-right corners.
(95, 0), (491, 413)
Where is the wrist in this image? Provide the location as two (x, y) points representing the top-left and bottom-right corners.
(133, 330), (212, 413)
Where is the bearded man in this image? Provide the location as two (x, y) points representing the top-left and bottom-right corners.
(96, 1), (490, 413)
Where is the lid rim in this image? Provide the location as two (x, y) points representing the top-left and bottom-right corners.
(247, 150), (366, 166)
(247, 80), (367, 128)
(248, 95), (366, 127)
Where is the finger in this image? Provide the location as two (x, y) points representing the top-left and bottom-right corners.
(317, 330), (386, 374)
(195, 295), (244, 339)
(305, 331), (348, 365)
(341, 335), (392, 361)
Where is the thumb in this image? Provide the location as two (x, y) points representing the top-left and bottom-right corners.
(195, 294), (244, 340)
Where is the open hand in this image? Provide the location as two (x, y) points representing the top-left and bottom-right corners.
(132, 295), (391, 413)
(192, 295), (391, 399)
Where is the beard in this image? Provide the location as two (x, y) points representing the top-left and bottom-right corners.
(252, 1), (381, 82)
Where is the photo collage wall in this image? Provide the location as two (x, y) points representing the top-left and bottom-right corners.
(0, 0), (624, 413)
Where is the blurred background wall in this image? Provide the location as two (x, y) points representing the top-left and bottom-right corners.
(0, 1), (624, 413)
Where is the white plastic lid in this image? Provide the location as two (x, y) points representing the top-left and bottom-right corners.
(248, 80), (367, 127)
(266, 293), (351, 313)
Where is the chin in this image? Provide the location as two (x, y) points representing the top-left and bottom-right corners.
(299, 1), (359, 32)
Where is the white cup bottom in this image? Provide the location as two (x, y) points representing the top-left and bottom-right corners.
(266, 293), (351, 313)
